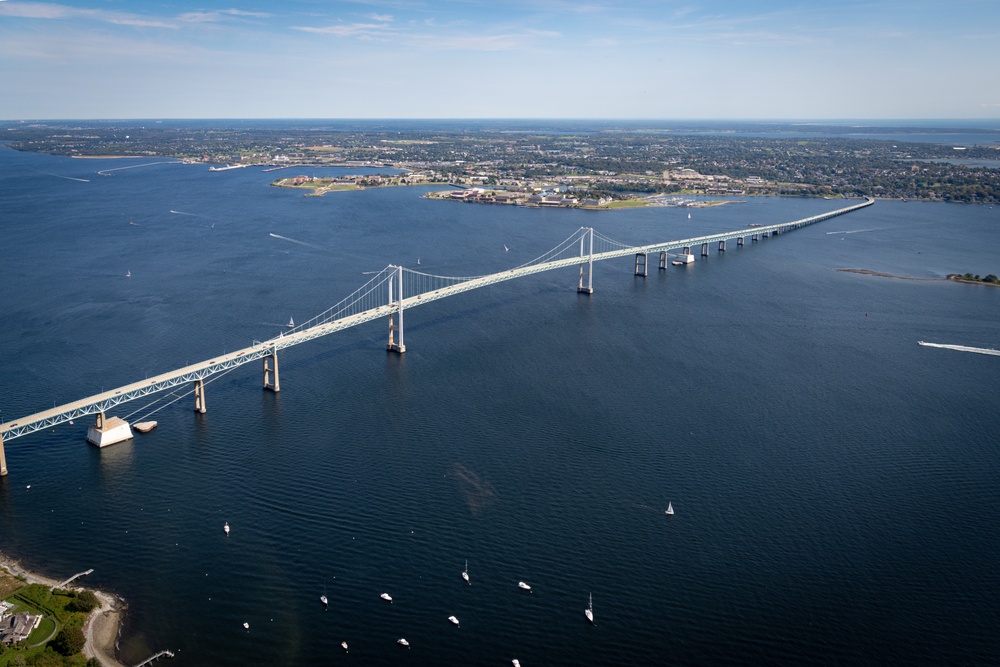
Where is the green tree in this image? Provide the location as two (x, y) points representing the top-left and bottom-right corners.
(50, 626), (85, 656)
(65, 590), (98, 613)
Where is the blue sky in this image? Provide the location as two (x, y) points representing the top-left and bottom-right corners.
(1, 0), (998, 119)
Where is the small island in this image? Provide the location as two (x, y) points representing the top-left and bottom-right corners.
(947, 273), (999, 285)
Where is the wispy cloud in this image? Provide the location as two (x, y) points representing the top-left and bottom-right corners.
(178, 9), (271, 23)
(293, 21), (396, 38)
(0, 1), (175, 28)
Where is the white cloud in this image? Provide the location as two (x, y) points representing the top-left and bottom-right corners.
(179, 9), (271, 23)
(0, 1), (175, 28)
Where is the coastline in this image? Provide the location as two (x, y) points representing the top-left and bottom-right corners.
(0, 551), (125, 667)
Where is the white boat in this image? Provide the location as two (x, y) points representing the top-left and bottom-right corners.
(320, 594), (328, 607)
(518, 581), (531, 591)
(504, 244), (509, 252)
(448, 615), (459, 625)
(224, 522), (230, 535)
(688, 213), (692, 219)
(671, 253), (695, 266)
(512, 660), (521, 667)
(462, 560), (470, 584)
(397, 638), (410, 648)
(380, 593), (393, 602)
(126, 270), (131, 278)
(585, 592), (594, 623)
(341, 641), (348, 652)
(666, 502), (674, 515)
(242, 622), (249, 629)
(287, 317), (294, 328)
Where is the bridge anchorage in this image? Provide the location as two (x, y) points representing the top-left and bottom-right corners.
(0, 198), (874, 475)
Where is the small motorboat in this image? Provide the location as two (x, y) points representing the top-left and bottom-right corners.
(518, 581), (531, 591)
(381, 593), (393, 602)
(224, 522), (230, 535)
(512, 659), (521, 667)
(666, 502), (674, 515)
(462, 560), (470, 584)
(341, 641), (348, 653)
(397, 638), (410, 648)
(242, 622), (249, 629)
(320, 595), (328, 607)
(448, 615), (459, 625)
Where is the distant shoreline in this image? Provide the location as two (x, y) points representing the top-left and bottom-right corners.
(0, 550), (125, 667)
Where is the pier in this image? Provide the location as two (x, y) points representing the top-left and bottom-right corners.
(0, 198), (873, 475)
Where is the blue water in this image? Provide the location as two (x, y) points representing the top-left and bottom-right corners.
(1, 146), (999, 665)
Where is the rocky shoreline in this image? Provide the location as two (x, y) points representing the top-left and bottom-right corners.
(0, 551), (125, 667)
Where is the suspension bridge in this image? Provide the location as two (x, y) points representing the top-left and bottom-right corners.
(0, 198), (874, 475)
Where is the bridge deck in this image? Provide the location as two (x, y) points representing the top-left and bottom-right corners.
(0, 198), (872, 444)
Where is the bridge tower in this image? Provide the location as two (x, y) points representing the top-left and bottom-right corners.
(0, 435), (7, 476)
(578, 227), (594, 294)
(193, 379), (207, 413)
(387, 265), (406, 354)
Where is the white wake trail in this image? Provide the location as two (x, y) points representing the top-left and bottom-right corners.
(269, 232), (324, 250)
(918, 341), (1000, 357)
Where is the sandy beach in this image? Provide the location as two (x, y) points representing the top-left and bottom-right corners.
(0, 551), (125, 667)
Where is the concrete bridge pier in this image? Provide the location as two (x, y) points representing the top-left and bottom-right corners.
(752, 234), (759, 242)
(263, 352), (280, 392)
(634, 253), (648, 277)
(737, 236), (744, 247)
(659, 250), (668, 270)
(194, 379), (207, 414)
(701, 242), (709, 257)
(0, 435), (7, 476)
(719, 240), (726, 252)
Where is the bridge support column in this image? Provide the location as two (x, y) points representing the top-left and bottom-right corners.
(659, 251), (668, 270)
(752, 234), (758, 242)
(682, 246), (691, 255)
(701, 242), (709, 257)
(719, 240), (726, 252)
(737, 236), (744, 247)
(0, 434), (7, 476)
(578, 227), (594, 294)
(194, 380), (207, 414)
(95, 412), (105, 429)
(263, 352), (280, 392)
(387, 265), (406, 354)
(634, 253), (648, 277)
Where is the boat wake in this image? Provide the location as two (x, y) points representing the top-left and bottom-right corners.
(826, 229), (874, 235)
(918, 341), (1000, 357)
(169, 210), (202, 216)
(268, 232), (324, 250)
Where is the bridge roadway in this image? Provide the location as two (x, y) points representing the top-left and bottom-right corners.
(0, 197), (873, 473)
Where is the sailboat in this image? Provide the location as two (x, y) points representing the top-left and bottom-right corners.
(126, 270), (131, 278)
(585, 593), (594, 623)
(341, 642), (348, 653)
(688, 212), (692, 219)
(462, 561), (470, 584)
(224, 522), (230, 535)
(381, 593), (393, 602)
(448, 615), (460, 625)
(287, 317), (295, 328)
(665, 502), (674, 515)
(518, 581), (532, 591)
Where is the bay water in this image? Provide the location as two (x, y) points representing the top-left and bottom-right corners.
(1, 146), (999, 665)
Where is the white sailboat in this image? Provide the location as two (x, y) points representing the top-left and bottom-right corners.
(688, 212), (692, 219)
(666, 502), (674, 515)
(518, 581), (532, 591)
(448, 615), (460, 625)
(341, 641), (348, 653)
(126, 270), (131, 278)
(397, 638), (410, 648)
(381, 593), (393, 602)
(512, 659), (521, 667)
(585, 593), (594, 623)
(224, 522), (230, 535)
(320, 594), (328, 607)
(287, 317), (294, 328)
(462, 560), (470, 584)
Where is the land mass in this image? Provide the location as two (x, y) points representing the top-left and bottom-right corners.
(0, 551), (124, 667)
(3, 120), (999, 203)
(837, 268), (999, 285)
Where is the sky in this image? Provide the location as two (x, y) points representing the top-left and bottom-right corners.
(0, 0), (998, 120)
